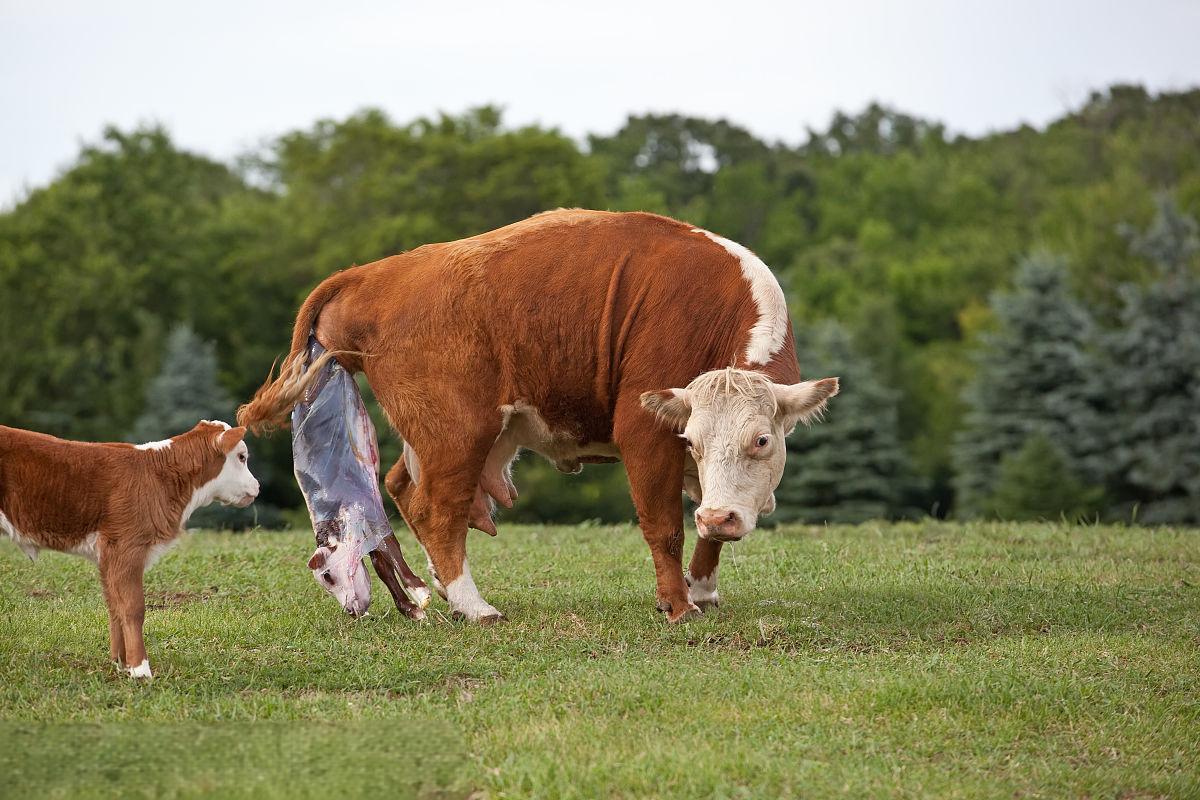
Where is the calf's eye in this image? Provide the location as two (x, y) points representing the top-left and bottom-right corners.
(322, 572), (335, 586)
(756, 435), (769, 448)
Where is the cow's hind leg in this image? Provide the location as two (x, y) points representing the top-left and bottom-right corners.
(402, 422), (504, 624)
(385, 451), (447, 601)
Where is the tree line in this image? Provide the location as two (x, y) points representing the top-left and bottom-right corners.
(1, 85), (1197, 525)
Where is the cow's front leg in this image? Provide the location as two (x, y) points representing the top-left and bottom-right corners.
(686, 537), (722, 611)
(617, 409), (699, 623)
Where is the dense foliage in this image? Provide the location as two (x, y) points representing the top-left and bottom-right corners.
(1, 85), (1197, 524)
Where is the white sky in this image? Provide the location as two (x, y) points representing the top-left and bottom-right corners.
(2, 0), (1199, 204)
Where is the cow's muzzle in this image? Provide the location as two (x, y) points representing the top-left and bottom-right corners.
(695, 507), (747, 541)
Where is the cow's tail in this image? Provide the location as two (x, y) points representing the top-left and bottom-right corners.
(236, 276), (347, 435)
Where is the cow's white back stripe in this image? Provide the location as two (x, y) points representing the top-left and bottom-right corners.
(693, 229), (788, 365)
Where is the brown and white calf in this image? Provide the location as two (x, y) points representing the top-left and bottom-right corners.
(239, 209), (837, 623)
(0, 421), (259, 676)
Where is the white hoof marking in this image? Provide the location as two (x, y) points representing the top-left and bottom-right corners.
(445, 560), (501, 622)
(128, 660), (153, 679)
(687, 570), (720, 607)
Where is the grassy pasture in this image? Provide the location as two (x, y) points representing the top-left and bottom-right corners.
(1, 522), (1197, 798)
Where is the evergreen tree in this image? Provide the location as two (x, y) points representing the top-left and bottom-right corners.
(129, 324), (234, 442)
(1103, 197), (1200, 523)
(129, 324), (283, 529)
(952, 255), (1107, 517)
(983, 434), (1103, 522)
(774, 321), (918, 523)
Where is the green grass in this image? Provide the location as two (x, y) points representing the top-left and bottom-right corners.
(2, 522), (1198, 799)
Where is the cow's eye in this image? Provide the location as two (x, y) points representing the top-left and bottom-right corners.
(681, 437), (693, 450)
(238, 453), (247, 463)
(322, 572), (335, 586)
(755, 435), (770, 448)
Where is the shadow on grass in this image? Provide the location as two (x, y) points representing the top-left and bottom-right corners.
(0, 720), (471, 800)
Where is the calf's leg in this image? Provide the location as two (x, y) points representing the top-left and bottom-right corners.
(100, 544), (152, 677)
(369, 547), (425, 620)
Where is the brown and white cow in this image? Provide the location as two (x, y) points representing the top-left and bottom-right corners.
(0, 421), (259, 676)
(239, 210), (837, 623)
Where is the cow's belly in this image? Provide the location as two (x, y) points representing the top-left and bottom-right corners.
(494, 401), (620, 475)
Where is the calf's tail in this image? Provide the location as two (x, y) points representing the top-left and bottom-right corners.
(237, 276), (346, 435)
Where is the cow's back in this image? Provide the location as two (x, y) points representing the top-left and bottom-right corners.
(332, 210), (800, 439)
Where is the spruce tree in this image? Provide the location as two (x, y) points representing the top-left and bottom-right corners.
(1103, 197), (1200, 523)
(129, 324), (234, 442)
(774, 320), (918, 523)
(952, 255), (1106, 518)
(984, 434), (1104, 522)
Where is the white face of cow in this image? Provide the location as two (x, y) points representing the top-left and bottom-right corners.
(642, 369), (839, 541)
(309, 539), (371, 617)
(211, 433), (260, 508)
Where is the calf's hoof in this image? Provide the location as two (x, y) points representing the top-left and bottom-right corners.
(127, 660), (153, 679)
(409, 584), (433, 610)
(693, 597), (720, 612)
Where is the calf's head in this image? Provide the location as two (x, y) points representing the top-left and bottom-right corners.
(642, 369), (838, 541)
(202, 422), (260, 508)
(308, 537), (371, 617)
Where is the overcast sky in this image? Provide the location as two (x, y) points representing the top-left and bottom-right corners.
(2, 0), (1199, 204)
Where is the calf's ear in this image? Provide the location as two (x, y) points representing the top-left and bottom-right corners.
(640, 388), (692, 430)
(771, 377), (839, 433)
(308, 550), (326, 570)
(217, 426), (247, 453)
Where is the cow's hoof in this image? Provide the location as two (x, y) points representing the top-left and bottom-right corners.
(655, 597), (672, 613)
(666, 603), (702, 624)
(451, 609), (505, 625)
(694, 597), (720, 612)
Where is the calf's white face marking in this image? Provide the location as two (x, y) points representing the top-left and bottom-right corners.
(642, 369), (839, 541)
(309, 536), (371, 617)
(205, 435), (260, 509)
(179, 425), (260, 526)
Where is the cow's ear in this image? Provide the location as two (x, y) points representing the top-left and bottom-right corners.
(771, 377), (839, 432)
(640, 388), (692, 430)
(308, 550), (326, 570)
(217, 426), (247, 454)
